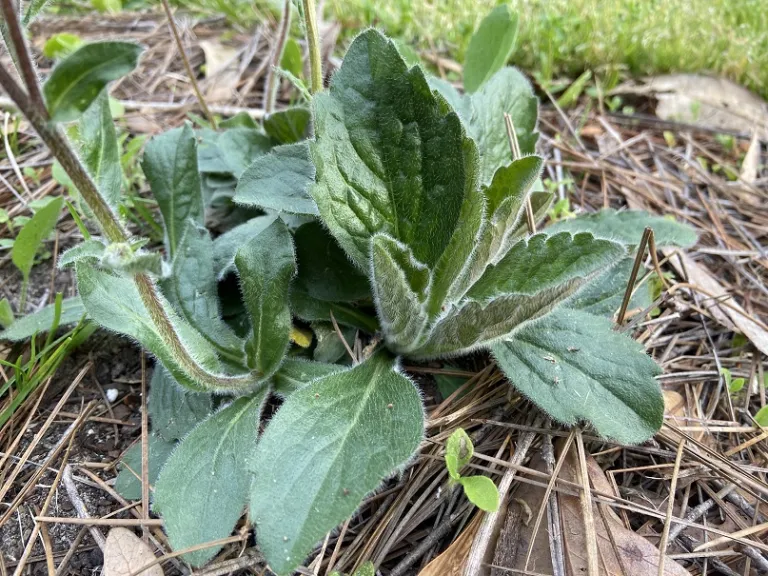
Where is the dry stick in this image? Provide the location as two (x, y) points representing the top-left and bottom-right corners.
(575, 431), (599, 576)
(61, 465), (107, 550)
(657, 439), (685, 576)
(53, 527), (88, 576)
(388, 510), (468, 576)
(504, 113), (536, 235)
(543, 435), (566, 576)
(34, 516), (164, 527)
(668, 482), (737, 541)
(263, 0), (292, 114)
(140, 352), (150, 542)
(616, 226), (652, 326)
(159, 0), (216, 128)
(325, 517), (350, 575)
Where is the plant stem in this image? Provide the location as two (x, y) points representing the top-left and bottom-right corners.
(263, 0), (292, 114)
(160, 0), (217, 129)
(301, 0), (323, 94)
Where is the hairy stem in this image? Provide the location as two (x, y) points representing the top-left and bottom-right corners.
(301, 0), (323, 94)
(263, 0), (292, 114)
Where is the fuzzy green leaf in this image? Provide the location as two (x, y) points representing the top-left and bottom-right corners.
(312, 323), (357, 364)
(250, 352), (423, 575)
(310, 29), (478, 269)
(214, 128), (273, 178)
(546, 209), (698, 248)
(445, 428), (473, 479)
(263, 107), (311, 144)
(463, 4), (519, 93)
(0, 299), (12, 329)
(142, 124), (204, 257)
(290, 289), (379, 334)
(148, 366), (212, 442)
(492, 308), (664, 444)
(213, 215), (277, 278)
(0, 297), (85, 341)
(295, 222), (371, 303)
(234, 143), (318, 215)
(568, 258), (652, 317)
(114, 434), (175, 500)
(235, 220), (295, 377)
(154, 392), (266, 566)
(754, 406), (768, 427)
(459, 475), (499, 512)
(271, 358), (346, 397)
(59, 239), (106, 267)
(79, 91), (121, 209)
(12, 196), (63, 280)
(43, 42), (142, 122)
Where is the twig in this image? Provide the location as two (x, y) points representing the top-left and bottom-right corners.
(388, 511), (466, 576)
(140, 352), (150, 541)
(160, 0), (216, 128)
(504, 112), (536, 235)
(617, 226), (652, 325)
(657, 439), (685, 576)
(575, 431), (599, 576)
(61, 465), (107, 550)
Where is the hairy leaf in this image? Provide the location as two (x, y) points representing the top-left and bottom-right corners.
(154, 392), (266, 566)
(568, 258), (652, 317)
(463, 4), (518, 93)
(312, 323), (357, 364)
(79, 91), (121, 209)
(213, 215), (277, 278)
(148, 365), (212, 442)
(0, 296), (85, 341)
(459, 475), (499, 512)
(492, 308), (664, 444)
(12, 196), (63, 280)
(263, 107), (311, 144)
(43, 41), (142, 122)
(271, 358), (345, 397)
(235, 220), (295, 377)
(310, 29), (478, 268)
(250, 352), (423, 575)
(142, 124), (204, 257)
(290, 289), (379, 334)
(114, 434), (175, 500)
(235, 143), (317, 215)
(59, 239), (106, 267)
(546, 209), (698, 248)
(294, 222), (371, 303)
(215, 128), (272, 178)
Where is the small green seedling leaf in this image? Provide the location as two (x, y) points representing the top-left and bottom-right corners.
(250, 351), (423, 575)
(546, 209), (698, 248)
(213, 215), (277, 279)
(280, 38), (303, 79)
(12, 196), (63, 281)
(148, 366), (212, 441)
(755, 406), (768, 428)
(91, 0), (121, 13)
(79, 90), (122, 210)
(729, 378), (746, 393)
(0, 298), (13, 328)
(459, 475), (500, 512)
(290, 289), (379, 334)
(43, 41), (142, 122)
(219, 112), (258, 130)
(154, 392), (266, 566)
(445, 428), (473, 480)
(556, 70), (592, 108)
(493, 308), (664, 444)
(234, 143), (317, 215)
(463, 4), (518, 93)
(235, 220), (296, 377)
(0, 296), (85, 341)
(114, 434), (175, 500)
(43, 33), (83, 59)
(263, 107), (311, 144)
(142, 124), (204, 257)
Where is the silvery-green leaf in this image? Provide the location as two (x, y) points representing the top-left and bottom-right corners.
(510, 188), (554, 240)
(294, 222), (371, 303)
(59, 239), (106, 268)
(142, 124), (204, 257)
(215, 128), (272, 178)
(568, 258), (652, 318)
(263, 107), (311, 144)
(312, 323), (357, 364)
(219, 112), (258, 130)
(310, 29), (478, 269)
(371, 234), (431, 352)
(234, 143), (318, 215)
(161, 221), (243, 355)
(154, 392), (266, 566)
(79, 91), (121, 209)
(43, 41), (142, 122)
(250, 352), (423, 575)
(148, 365), (212, 441)
(290, 289), (379, 334)
(213, 215), (278, 278)
(492, 308), (664, 444)
(271, 357), (345, 397)
(467, 67), (538, 184)
(235, 220), (295, 377)
(427, 76), (471, 120)
(468, 232), (625, 301)
(0, 297), (85, 341)
(463, 4), (519, 93)
(546, 208), (698, 248)
(114, 434), (175, 500)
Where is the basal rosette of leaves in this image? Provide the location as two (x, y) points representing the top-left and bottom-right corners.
(0, 8), (698, 575)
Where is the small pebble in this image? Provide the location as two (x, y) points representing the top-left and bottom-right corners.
(106, 388), (119, 403)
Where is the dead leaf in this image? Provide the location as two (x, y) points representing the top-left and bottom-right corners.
(418, 513), (482, 576)
(663, 390), (686, 419)
(199, 40), (240, 103)
(104, 528), (164, 576)
(740, 133), (761, 184)
(614, 74), (768, 138)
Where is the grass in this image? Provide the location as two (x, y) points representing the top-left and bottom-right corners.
(327, 0), (768, 99)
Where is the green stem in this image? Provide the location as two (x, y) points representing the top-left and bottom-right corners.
(264, 0), (292, 113)
(302, 0), (323, 94)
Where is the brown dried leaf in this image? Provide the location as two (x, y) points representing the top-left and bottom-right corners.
(104, 528), (164, 576)
(418, 513), (482, 576)
(740, 133), (761, 184)
(663, 390), (686, 419)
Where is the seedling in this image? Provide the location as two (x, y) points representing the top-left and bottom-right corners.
(0, 2), (698, 574)
(445, 428), (500, 512)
